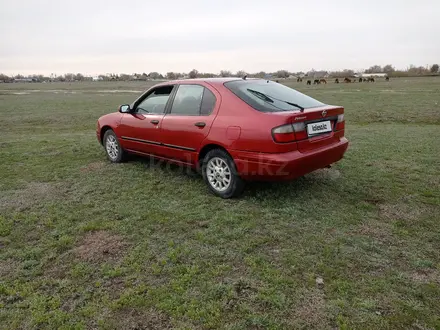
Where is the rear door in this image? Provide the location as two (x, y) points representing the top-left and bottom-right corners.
(118, 85), (175, 155)
(159, 84), (218, 164)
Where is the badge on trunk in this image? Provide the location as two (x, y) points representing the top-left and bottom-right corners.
(322, 110), (327, 117)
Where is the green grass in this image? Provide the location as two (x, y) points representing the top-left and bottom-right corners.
(1, 77), (439, 329)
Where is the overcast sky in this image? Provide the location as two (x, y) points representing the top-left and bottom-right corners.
(1, 0), (439, 75)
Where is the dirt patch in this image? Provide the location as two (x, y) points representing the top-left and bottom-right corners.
(80, 161), (106, 173)
(73, 231), (128, 263)
(379, 203), (421, 222)
(222, 277), (264, 312)
(60, 293), (83, 313)
(105, 308), (173, 329)
(44, 262), (69, 279)
(291, 289), (330, 329)
(0, 258), (19, 278)
(408, 270), (440, 285)
(0, 182), (66, 211)
(351, 222), (393, 242)
(103, 277), (126, 299)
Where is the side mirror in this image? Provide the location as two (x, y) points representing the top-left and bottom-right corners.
(119, 104), (131, 113)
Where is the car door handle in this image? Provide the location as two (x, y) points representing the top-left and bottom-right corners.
(150, 120), (159, 125)
(194, 122), (206, 128)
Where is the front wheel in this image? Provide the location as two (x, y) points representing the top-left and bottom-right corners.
(202, 149), (245, 198)
(103, 129), (126, 163)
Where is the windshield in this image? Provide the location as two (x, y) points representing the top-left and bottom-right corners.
(224, 80), (324, 112)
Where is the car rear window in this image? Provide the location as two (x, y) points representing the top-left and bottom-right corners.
(224, 80), (324, 112)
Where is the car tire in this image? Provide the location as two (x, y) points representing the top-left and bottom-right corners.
(103, 129), (126, 163)
(202, 149), (245, 198)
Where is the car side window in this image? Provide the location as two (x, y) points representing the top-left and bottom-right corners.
(170, 85), (204, 115)
(135, 85), (174, 114)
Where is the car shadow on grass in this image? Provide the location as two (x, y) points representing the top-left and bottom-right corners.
(129, 154), (200, 178)
(244, 176), (318, 198)
(126, 155), (345, 200)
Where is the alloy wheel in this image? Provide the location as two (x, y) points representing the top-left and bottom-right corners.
(105, 135), (119, 160)
(206, 157), (231, 192)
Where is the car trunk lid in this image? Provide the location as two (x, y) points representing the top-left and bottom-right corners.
(270, 105), (345, 153)
(293, 105), (344, 152)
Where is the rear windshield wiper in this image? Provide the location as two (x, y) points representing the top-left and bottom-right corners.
(247, 89), (305, 112)
(277, 99), (305, 112)
(246, 89), (285, 111)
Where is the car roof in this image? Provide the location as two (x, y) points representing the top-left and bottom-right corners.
(157, 77), (263, 87)
(174, 77), (239, 85)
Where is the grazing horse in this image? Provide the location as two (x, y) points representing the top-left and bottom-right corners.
(335, 78), (339, 84)
(306, 80), (311, 85)
(297, 77), (303, 82)
(344, 77), (351, 83)
(385, 76), (390, 81)
(319, 79), (327, 84)
(359, 78), (363, 82)
(368, 77), (375, 82)
(313, 79), (320, 85)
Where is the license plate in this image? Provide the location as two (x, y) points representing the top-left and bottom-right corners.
(307, 120), (332, 136)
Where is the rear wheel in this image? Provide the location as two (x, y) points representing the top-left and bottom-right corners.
(202, 149), (245, 198)
(103, 130), (126, 163)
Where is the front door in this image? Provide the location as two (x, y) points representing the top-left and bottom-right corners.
(118, 85), (175, 155)
(160, 84), (218, 164)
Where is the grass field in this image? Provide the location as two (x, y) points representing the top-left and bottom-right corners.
(1, 77), (439, 329)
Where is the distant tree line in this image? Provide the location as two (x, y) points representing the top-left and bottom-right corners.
(1, 64), (439, 83)
(362, 64), (440, 77)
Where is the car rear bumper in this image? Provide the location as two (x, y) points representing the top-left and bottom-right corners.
(230, 137), (349, 181)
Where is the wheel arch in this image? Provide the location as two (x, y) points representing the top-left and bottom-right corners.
(198, 143), (231, 167)
(100, 125), (113, 144)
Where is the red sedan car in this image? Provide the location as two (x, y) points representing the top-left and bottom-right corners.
(97, 78), (348, 198)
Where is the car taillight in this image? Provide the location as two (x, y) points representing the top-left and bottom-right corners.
(272, 122), (309, 143)
(335, 114), (345, 131)
(272, 124), (296, 143)
(292, 122), (307, 140)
